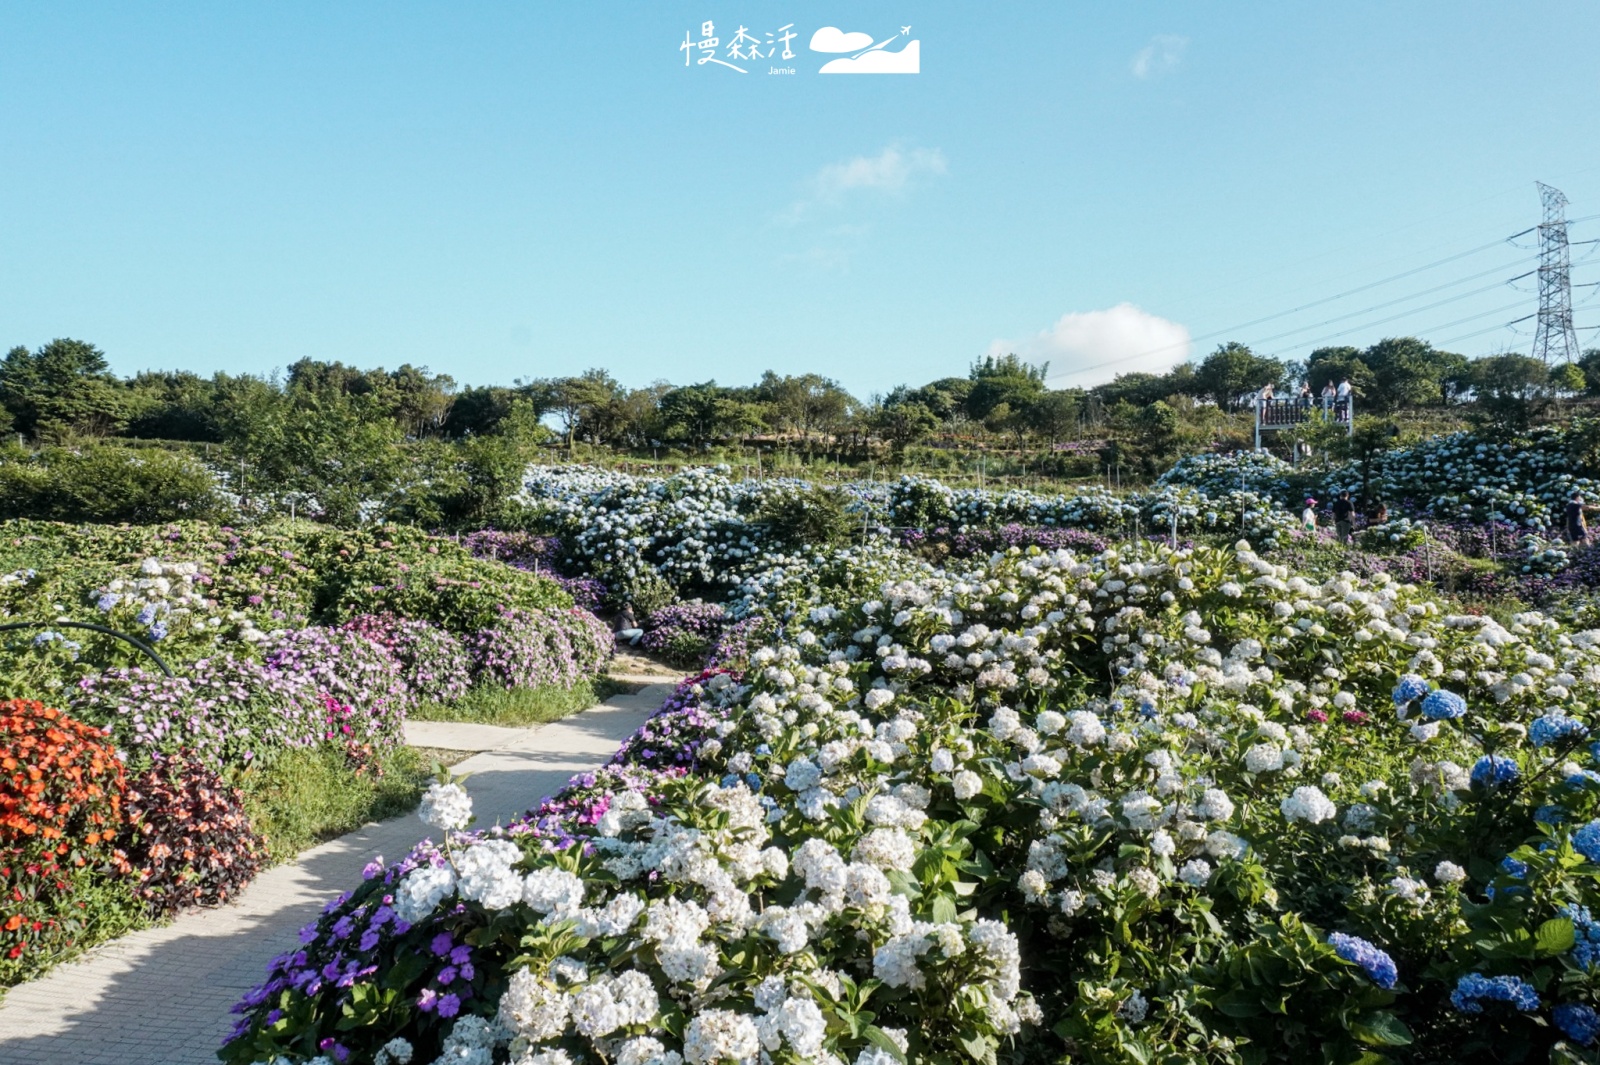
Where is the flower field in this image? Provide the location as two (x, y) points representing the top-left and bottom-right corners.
(0, 519), (613, 984)
(217, 444), (1600, 1064)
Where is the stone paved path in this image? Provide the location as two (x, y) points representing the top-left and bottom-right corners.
(0, 671), (680, 1065)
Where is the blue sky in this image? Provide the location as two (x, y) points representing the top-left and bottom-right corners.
(3, 2), (1598, 396)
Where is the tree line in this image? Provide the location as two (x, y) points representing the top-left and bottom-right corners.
(4, 335), (1598, 468)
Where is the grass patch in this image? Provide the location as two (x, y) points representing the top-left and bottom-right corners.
(238, 746), (436, 862)
(410, 679), (603, 727)
(409, 746), (476, 769)
(594, 676), (648, 700)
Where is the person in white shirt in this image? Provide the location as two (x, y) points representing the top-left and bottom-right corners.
(1336, 378), (1352, 399)
(1301, 497), (1318, 532)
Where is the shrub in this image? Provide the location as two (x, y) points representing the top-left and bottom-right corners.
(340, 614), (472, 705)
(597, 563), (675, 616)
(0, 445), (226, 524)
(121, 756), (265, 917)
(332, 551), (572, 633)
(0, 699), (132, 977)
(72, 628), (408, 771)
(754, 483), (855, 551)
(466, 607), (612, 691)
(640, 601), (727, 667)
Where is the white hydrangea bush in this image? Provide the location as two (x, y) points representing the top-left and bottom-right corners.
(227, 539), (1600, 1064)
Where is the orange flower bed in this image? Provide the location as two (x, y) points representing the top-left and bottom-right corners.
(0, 699), (132, 973)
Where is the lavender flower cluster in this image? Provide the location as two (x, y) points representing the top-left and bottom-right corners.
(73, 607), (614, 769)
(608, 668), (737, 772)
(640, 601), (727, 659)
(465, 607), (613, 691)
(70, 627), (409, 769)
(341, 613), (473, 705)
(460, 529), (608, 610)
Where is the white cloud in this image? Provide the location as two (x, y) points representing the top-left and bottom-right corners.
(809, 27), (875, 53)
(780, 144), (946, 223)
(1131, 34), (1187, 79)
(987, 304), (1191, 385)
(819, 40), (920, 74)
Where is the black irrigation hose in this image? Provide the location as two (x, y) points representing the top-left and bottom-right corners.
(0, 620), (175, 678)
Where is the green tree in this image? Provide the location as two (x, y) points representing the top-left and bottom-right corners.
(0, 339), (126, 439)
(868, 389), (940, 455)
(1024, 389), (1083, 445)
(657, 382), (760, 447)
(1361, 337), (1446, 411)
(1194, 343), (1283, 411)
(1469, 353), (1551, 438)
(1578, 348), (1600, 396)
(965, 354), (1047, 424)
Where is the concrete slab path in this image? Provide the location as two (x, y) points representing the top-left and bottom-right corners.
(0, 677), (679, 1065)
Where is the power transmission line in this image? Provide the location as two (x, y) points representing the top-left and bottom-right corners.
(1246, 271), (1532, 349)
(1044, 210), (1597, 384)
(1263, 298), (1532, 356)
(1044, 233), (1529, 382)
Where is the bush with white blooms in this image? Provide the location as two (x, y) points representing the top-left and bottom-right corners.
(225, 537), (1600, 1064)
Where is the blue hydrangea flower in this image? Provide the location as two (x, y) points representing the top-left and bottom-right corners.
(1531, 714), (1590, 747)
(1575, 820), (1600, 862)
(1450, 973), (1541, 1013)
(1501, 856), (1529, 878)
(135, 604), (158, 626)
(1566, 769), (1600, 790)
(96, 592), (119, 612)
(1391, 674), (1430, 705)
(1328, 932), (1398, 989)
(31, 630), (61, 646)
(148, 621), (169, 642)
(1562, 905), (1600, 969)
(1471, 755), (1520, 789)
(1555, 1003), (1600, 1047)
(1420, 690), (1467, 721)
(1536, 805), (1567, 826)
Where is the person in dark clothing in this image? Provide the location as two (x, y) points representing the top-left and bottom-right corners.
(1370, 501), (1389, 525)
(1568, 493), (1592, 546)
(615, 602), (644, 645)
(1332, 491), (1355, 544)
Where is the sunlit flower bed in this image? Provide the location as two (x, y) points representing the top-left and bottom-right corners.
(226, 539), (1600, 1063)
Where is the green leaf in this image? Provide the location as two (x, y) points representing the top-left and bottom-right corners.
(1212, 991), (1263, 1018)
(862, 1026), (908, 1063)
(957, 1032), (996, 1064)
(1537, 917), (1577, 956)
(1348, 1011), (1413, 1047)
(931, 895), (959, 924)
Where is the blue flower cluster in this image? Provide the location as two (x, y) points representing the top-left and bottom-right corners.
(1574, 820), (1600, 863)
(1555, 1003), (1600, 1047)
(1420, 690), (1467, 721)
(1450, 973), (1541, 1014)
(1562, 906), (1600, 969)
(1531, 713), (1590, 747)
(1327, 932), (1398, 989)
(1535, 804), (1567, 826)
(1391, 674), (1430, 706)
(1470, 755), (1520, 789)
